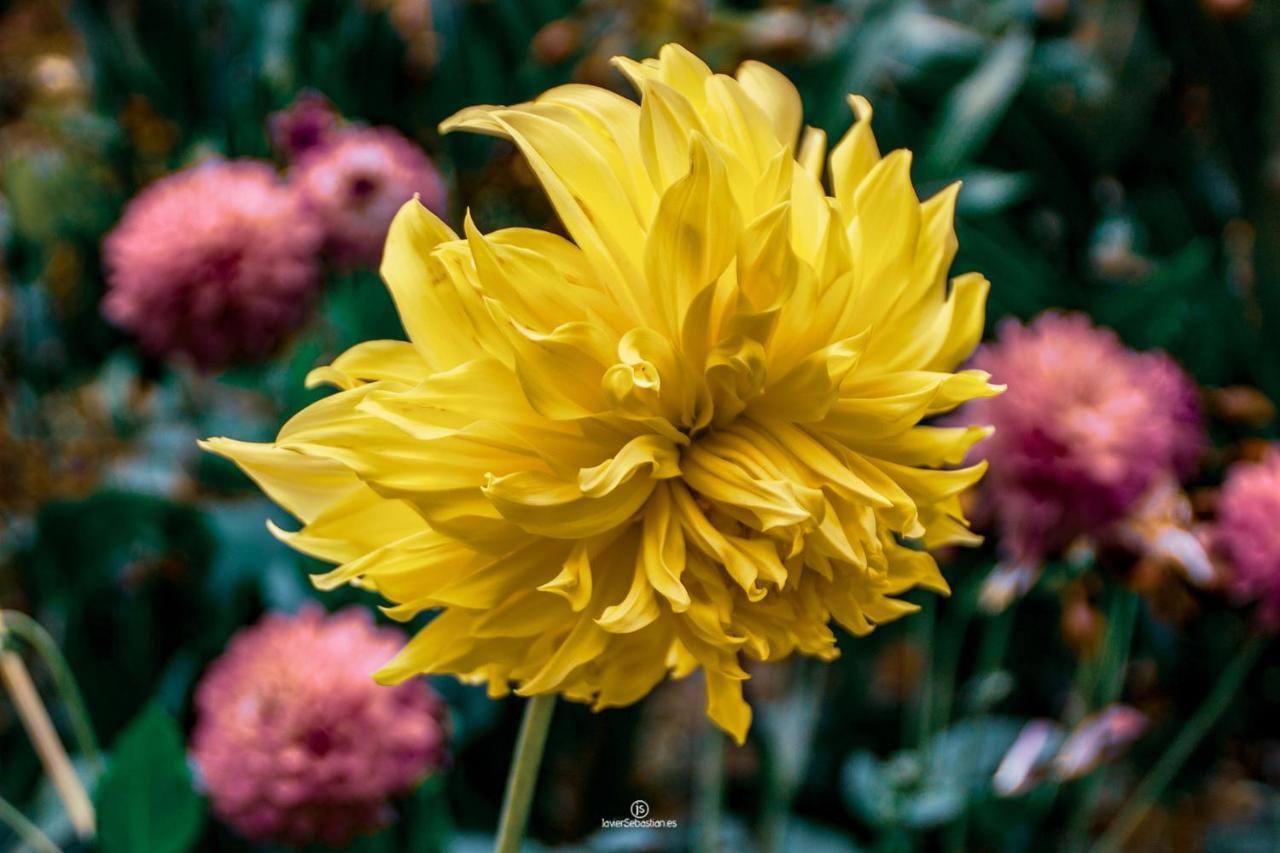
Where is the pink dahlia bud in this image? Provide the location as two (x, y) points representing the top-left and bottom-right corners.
(1052, 704), (1149, 781)
(994, 705), (1149, 797)
(268, 90), (341, 162)
(103, 160), (323, 371)
(994, 719), (1060, 797)
(290, 126), (446, 269)
(961, 313), (1203, 565)
(1216, 449), (1280, 627)
(190, 608), (449, 847)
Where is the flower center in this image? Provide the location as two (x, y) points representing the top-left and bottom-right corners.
(349, 173), (379, 202)
(303, 727), (334, 757)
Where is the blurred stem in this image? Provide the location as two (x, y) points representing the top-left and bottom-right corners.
(694, 718), (724, 853)
(1097, 590), (1140, 707)
(0, 612), (95, 840)
(1, 610), (101, 770)
(1096, 634), (1266, 853)
(946, 600), (1015, 853)
(934, 574), (981, 734)
(494, 694), (555, 853)
(0, 793), (59, 853)
(1065, 588), (1141, 849)
(975, 604), (1015, 675)
(759, 659), (827, 853)
(912, 597), (937, 749)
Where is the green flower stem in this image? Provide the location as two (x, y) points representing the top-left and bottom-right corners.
(1097, 590), (1140, 707)
(759, 659), (827, 853)
(946, 601), (1016, 853)
(0, 792), (60, 853)
(1064, 588), (1140, 851)
(1, 610), (101, 769)
(913, 597), (937, 749)
(694, 719), (725, 853)
(933, 575), (981, 736)
(1096, 634), (1267, 853)
(494, 693), (556, 853)
(975, 603), (1016, 675)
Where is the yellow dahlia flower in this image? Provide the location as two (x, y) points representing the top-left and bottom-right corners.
(203, 44), (999, 744)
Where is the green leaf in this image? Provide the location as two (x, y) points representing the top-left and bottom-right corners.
(841, 751), (896, 828)
(94, 705), (204, 853)
(841, 718), (1023, 832)
(919, 27), (1034, 180)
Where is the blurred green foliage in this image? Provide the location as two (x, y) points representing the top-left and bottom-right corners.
(94, 706), (204, 853)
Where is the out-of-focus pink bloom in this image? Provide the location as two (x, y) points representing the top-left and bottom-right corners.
(995, 705), (1148, 797)
(1216, 449), (1280, 627)
(190, 607), (449, 847)
(290, 126), (445, 268)
(994, 719), (1062, 797)
(960, 313), (1203, 566)
(1052, 705), (1148, 780)
(103, 160), (322, 371)
(268, 90), (342, 162)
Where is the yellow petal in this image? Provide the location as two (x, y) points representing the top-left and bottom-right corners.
(578, 434), (681, 496)
(483, 468), (654, 540)
(797, 126), (827, 181)
(441, 105), (647, 318)
(735, 60), (803, 150)
(517, 617), (610, 693)
(635, 77), (705, 195)
(538, 536), (606, 611)
(653, 43), (714, 109)
(596, 551), (663, 634)
(849, 150), (920, 334)
(672, 483), (784, 597)
(494, 312), (616, 420)
(704, 74), (782, 176)
(738, 202), (798, 312)
(535, 84), (655, 221)
(927, 272), (990, 372)
(644, 133), (741, 336)
(871, 458), (989, 506)
(852, 424), (994, 467)
(465, 213), (627, 334)
(269, 486), (429, 568)
(199, 437), (360, 524)
(639, 484), (691, 610)
(883, 541), (951, 596)
(706, 667), (753, 746)
(306, 340), (429, 391)
(829, 95), (880, 209)
(683, 440), (824, 533)
(753, 333), (866, 423)
(379, 199), (492, 370)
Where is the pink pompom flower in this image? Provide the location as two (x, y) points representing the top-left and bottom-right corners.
(290, 126), (446, 269)
(1215, 449), (1280, 627)
(190, 607), (449, 847)
(958, 313), (1203, 584)
(268, 90), (342, 162)
(103, 160), (323, 371)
